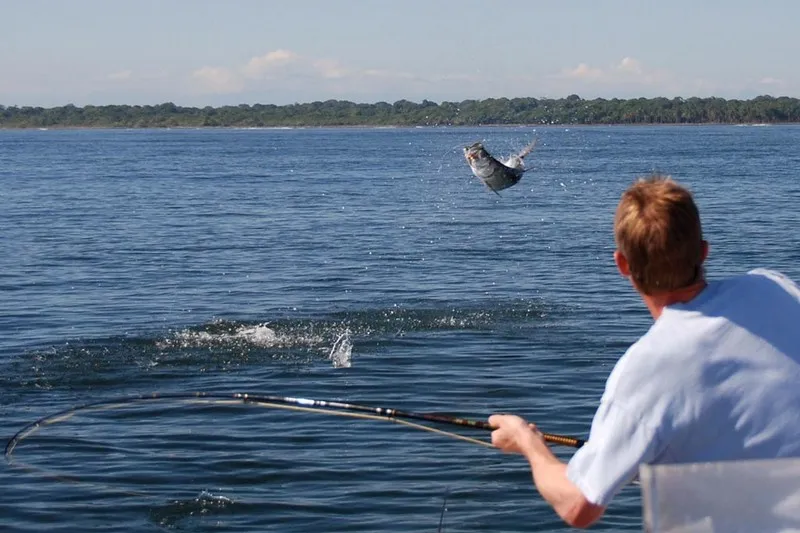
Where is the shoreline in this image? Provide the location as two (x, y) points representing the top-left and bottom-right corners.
(1, 122), (796, 131)
(4, 95), (797, 130)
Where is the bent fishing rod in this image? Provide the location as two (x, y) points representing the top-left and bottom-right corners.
(5, 391), (585, 459)
(235, 392), (586, 448)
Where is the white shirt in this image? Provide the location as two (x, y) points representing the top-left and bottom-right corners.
(567, 269), (800, 506)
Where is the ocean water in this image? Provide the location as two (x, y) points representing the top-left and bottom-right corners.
(1, 125), (798, 532)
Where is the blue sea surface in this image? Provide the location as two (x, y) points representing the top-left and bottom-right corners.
(1, 125), (798, 532)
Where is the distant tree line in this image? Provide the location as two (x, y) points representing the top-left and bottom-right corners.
(2, 95), (799, 128)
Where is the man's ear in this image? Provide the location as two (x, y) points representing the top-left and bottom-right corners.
(614, 250), (631, 278)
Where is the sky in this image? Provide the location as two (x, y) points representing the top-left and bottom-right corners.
(2, 0), (798, 107)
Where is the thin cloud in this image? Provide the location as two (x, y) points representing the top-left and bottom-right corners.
(563, 63), (604, 80)
(556, 57), (654, 83)
(191, 66), (243, 94)
(190, 51), (743, 103)
(531, 57), (718, 99)
(312, 59), (349, 79)
(541, 57), (688, 98)
(243, 49), (299, 79)
(107, 70), (133, 81)
(362, 69), (417, 80)
(189, 49), (433, 95)
(436, 73), (482, 83)
(617, 57), (643, 74)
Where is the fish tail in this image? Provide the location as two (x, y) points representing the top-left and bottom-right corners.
(517, 138), (538, 159)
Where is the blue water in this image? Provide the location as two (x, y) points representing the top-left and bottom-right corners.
(1, 125), (798, 532)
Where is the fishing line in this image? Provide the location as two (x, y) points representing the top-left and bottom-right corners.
(436, 142), (472, 173)
(437, 487), (450, 533)
(4, 391), (585, 496)
(6, 391), (585, 457)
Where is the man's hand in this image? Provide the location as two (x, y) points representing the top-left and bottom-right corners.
(488, 414), (546, 457)
(488, 413), (605, 528)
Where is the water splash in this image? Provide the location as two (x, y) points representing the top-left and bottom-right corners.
(328, 330), (352, 369)
(156, 322), (315, 350)
(5, 299), (556, 391)
(149, 490), (235, 529)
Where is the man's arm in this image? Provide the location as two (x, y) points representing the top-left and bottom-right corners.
(489, 414), (605, 528)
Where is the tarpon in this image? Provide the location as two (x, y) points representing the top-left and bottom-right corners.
(463, 139), (537, 195)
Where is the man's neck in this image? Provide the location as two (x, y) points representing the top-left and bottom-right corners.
(641, 279), (708, 320)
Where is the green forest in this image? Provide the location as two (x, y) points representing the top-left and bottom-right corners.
(2, 95), (799, 128)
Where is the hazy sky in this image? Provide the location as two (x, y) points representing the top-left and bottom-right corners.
(2, 0), (798, 107)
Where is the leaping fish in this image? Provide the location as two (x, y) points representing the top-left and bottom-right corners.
(463, 138), (537, 195)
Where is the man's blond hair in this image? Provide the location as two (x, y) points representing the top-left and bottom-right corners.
(614, 175), (705, 295)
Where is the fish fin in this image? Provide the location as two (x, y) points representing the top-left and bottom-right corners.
(477, 176), (503, 196)
(486, 184), (502, 197)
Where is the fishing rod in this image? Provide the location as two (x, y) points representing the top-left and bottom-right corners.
(5, 391), (585, 460)
(232, 392), (586, 448)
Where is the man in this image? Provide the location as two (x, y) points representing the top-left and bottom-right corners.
(488, 175), (800, 528)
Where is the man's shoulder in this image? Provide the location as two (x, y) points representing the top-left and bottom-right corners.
(604, 325), (691, 402)
(744, 268), (800, 294)
(708, 268), (800, 309)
